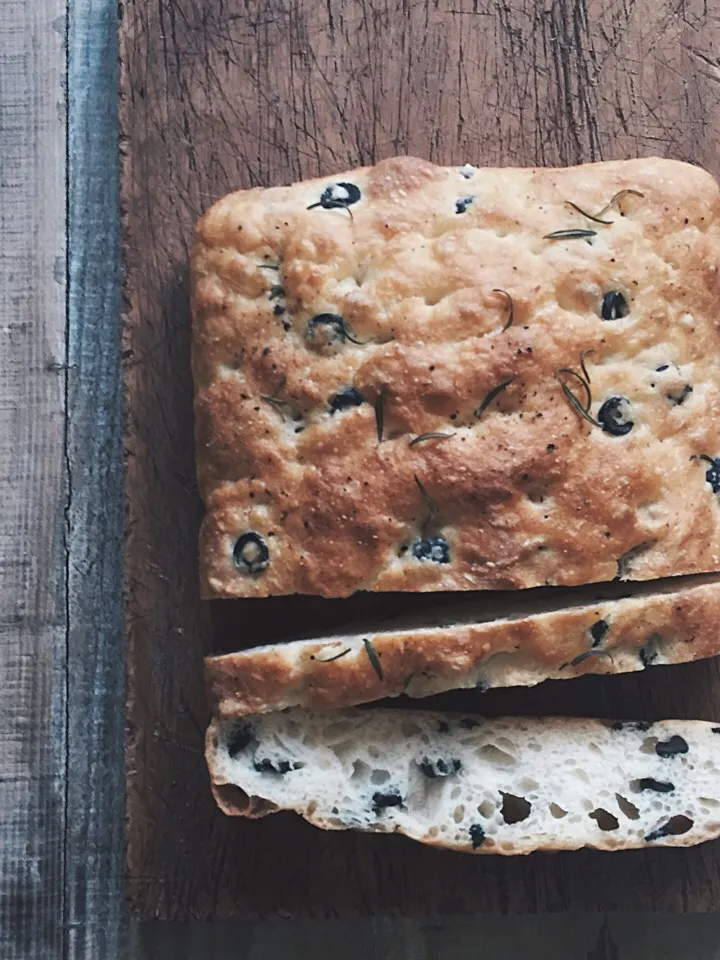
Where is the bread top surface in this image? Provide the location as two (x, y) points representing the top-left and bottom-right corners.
(192, 156), (720, 598)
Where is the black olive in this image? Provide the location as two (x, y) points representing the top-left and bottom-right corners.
(328, 386), (365, 414)
(459, 718), (480, 729)
(598, 396), (633, 435)
(639, 633), (660, 668)
(253, 758), (300, 775)
(644, 815), (693, 842)
(273, 304), (285, 316)
(312, 181), (362, 210)
(227, 723), (254, 758)
(419, 757), (462, 778)
(306, 313), (364, 351)
(372, 790), (403, 813)
(704, 457), (720, 494)
(455, 195), (475, 214)
(437, 721), (450, 734)
(411, 535), (450, 564)
(713, 727), (720, 734)
(306, 313), (346, 349)
(655, 735), (688, 758)
(233, 532), (270, 575)
(640, 645), (657, 668)
(589, 619), (609, 647)
(469, 823), (486, 849)
(601, 291), (629, 320)
(636, 778), (675, 793)
(667, 384), (693, 406)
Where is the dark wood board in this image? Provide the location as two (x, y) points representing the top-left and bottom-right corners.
(123, 0), (720, 918)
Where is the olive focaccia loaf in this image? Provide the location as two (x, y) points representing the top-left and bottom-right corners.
(207, 707), (720, 855)
(192, 156), (720, 599)
(206, 575), (720, 717)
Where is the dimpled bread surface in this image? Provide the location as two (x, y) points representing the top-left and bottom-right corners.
(192, 156), (720, 598)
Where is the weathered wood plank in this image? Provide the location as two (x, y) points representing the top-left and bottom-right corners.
(65, 0), (125, 956)
(123, 0), (720, 918)
(0, 0), (68, 956)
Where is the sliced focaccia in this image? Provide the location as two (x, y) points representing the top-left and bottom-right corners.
(207, 707), (720, 855)
(206, 576), (720, 717)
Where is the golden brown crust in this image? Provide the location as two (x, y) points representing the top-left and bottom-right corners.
(205, 578), (720, 717)
(193, 156), (720, 598)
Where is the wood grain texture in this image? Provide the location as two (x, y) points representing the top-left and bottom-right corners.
(130, 916), (720, 960)
(0, 0), (125, 955)
(66, 0), (125, 956)
(0, 0), (68, 955)
(123, 0), (720, 918)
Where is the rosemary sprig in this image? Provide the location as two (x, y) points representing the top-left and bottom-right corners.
(565, 202), (613, 225)
(363, 638), (384, 681)
(543, 228), (597, 241)
(306, 313), (369, 346)
(566, 189), (644, 225)
(596, 188), (644, 218)
(260, 376), (301, 422)
(558, 378), (601, 427)
(307, 199), (355, 220)
(580, 348), (595, 384)
(414, 473), (438, 524)
(258, 263), (281, 271)
(556, 354), (604, 427)
(492, 289), (514, 331)
(341, 326), (367, 346)
(561, 648), (614, 670)
(409, 432), (455, 447)
(260, 394), (291, 416)
(557, 367), (591, 411)
(313, 648), (352, 663)
(374, 386), (386, 442)
(474, 375), (517, 419)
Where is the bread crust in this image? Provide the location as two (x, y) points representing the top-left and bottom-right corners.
(205, 577), (720, 717)
(193, 156), (720, 598)
(205, 712), (720, 855)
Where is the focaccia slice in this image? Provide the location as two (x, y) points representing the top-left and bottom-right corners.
(207, 707), (720, 855)
(206, 576), (720, 718)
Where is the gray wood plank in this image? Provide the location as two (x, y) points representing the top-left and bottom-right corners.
(0, 0), (68, 956)
(65, 0), (125, 956)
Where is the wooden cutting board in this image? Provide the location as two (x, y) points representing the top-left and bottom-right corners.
(122, 0), (720, 918)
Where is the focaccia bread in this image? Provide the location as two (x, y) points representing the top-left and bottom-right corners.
(192, 156), (720, 598)
(207, 707), (720, 855)
(206, 575), (720, 717)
